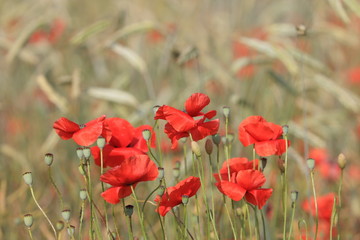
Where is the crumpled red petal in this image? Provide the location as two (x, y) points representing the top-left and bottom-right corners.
(184, 93), (210, 117)
(235, 169), (266, 190)
(53, 117), (80, 140)
(215, 181), (246, 201)
(245, 188), (273, 209)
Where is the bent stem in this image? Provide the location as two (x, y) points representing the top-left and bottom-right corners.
(48, 166), (64, 210)
(29, 186), (57, 238)
(131, 186), (148, 240)
(310, 171), (318, 240)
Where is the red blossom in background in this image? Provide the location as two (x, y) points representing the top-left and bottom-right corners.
(214, 169), (272, 209)
(100, 155), (158, 204)
(346, 67), (360, 84)
(53, 115), (106, 146)
(308, 148), (340, 181)
(155, 93), (219, 149)
(29, 19), (65, 44)
(238, 116), (289, 156)
(155, 176), (201, 216)
(91, 118), (156, 168)
(213, 157), (259, 181)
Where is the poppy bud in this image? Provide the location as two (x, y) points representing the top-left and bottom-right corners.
(78, 164), (86, 175)
(291, 191), (298, 202)
(260, 157), (267, 171)
(153, 105), (160, 114)
(82, 147), (91, 159)
(191, 141), (201, 157)
(212, 134), (221, 146)
(67, 225), (75, 236)
(182, 195), (189, 205)
(124, 205), (134, 217)
(157, 186), (165, 196)
(61, 209), (71, 222)
(179, 137), (187, 144)
(277, 158), (285, 173)
(142, 129), (151, 141)
(79, 189), (87, 200)
(296, 24), (307, 36)
(205, 139), (213, 155)
(23, 214), (33, 228)
(44, 153), (54, 166)
(222, 106), (230, 118)
(282, 125), (289, 136)
(76, 147), (83, 160)
(56, 220), (64, 231)
(173, 168), (180, 178)
(97, 137), (106, 149)
(337, 153), (346, 169)
(307, 158), (315, 170)
(22, 172), (33, 186)
(158, 167), (164, 179)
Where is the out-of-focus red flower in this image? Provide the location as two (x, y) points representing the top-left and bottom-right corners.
(91, 118), (156, 168)
(348, 165), (360, 181)
(309, 148), (340, 181)
(100, 155), (158, 204)
(213, 157), (259, 181)
(155, 176), (201, 216)
(53, 115), (106, 146)
(155, 93), (219, 149)
(29, 18), (65, 44)
(147, 29), (165, 44)
(302, 192), (336, 221)
(238, 116), (289, 156)
(346, 67), (360, 84)
(214, 169), (272, 209)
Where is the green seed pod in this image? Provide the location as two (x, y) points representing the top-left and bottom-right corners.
(173, 168), (180, 178)
(124, 205), (134, 217)
(296, 24), (307, 36)
(79, 189), (87, 200)
(182, 195), (189, 205)
(191, 141), (201, 157)
(153, 105), (160, 114)
(179, 137), (187, 144)
(22, 172), (33, 186)
(142, 129), (151, 141)
(97, 137), (106, 149)
(67, 225), (75, 236)
(291, 191), (298, 202)
(82, 147), (91, 159)
(61, 209), (71, 222)
(23, 214), (33, 228)
(307, 158), (315, 170)
(337, 153), (346, 169)
(205, 139), (213, 155)
(282, 125), (289, 136)
(212, 134), (221, 146)
(44, 153), (54, 166)
(222, 106), (230, 118)
(76, 147), (83, 160)
(56, 220), (64, 231)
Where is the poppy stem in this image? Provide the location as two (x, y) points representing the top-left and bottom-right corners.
(131, 186), (148, 240)
(183, 204), (188, 240)
(100, 149), (110, 240)
(79, 199), (85, 240)
(298, 219), (308, 240)
(183, 145), (188, 175)
(27, 227), (34, 240)
(142, 182), (161, 213)
(86, 158), (95, 240)
(157, 201), (166, 240)
(329, 195), (337, 240)
(310, 170), (318, 240)
(29, 186), (58, 238)
(287, 200), (296, 240)
(336, 168), (344, 239)
(283, 136), (289, 240)
(223, 197), (237, 240)
(260, 209), (267, 240)
(48, 166), (64, 210)
(112, 205), (121, 239)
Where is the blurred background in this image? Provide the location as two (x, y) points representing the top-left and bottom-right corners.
(1, 0), (360, 238)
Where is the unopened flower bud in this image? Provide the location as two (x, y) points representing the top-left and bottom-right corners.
(67, 225), (75, 236)
(157, 186), (165, 196)
(76, 147), (83, 160)
(79, 189), (87, 200)
(124, 205), (134, 217)
(173, 168), (180, 178)
(97, 137), (106, 149)
(142, 129), (151, 141)
(153, 105), (160, 114)
(337, 153), (346, 169)
(23, 172), (33, 186)
(191, 141), (201, 157)
(82, 147), (91, 159)
(205, 139), (213, 155)
(296, 24), (307, 36)
(179, 137), (187, 144)
(307, 158), (315, 170)
(282, 125), (289, 136)
(212, 134), (221, 146)
(158, 168), (164, 179)
(44, 153), (54, 166)
(78, 164), (86, 175)
(23, 214), (33, 228)
(291, 191), (298, 202)
(182, 195), (189, 205)
(277, 158), (285, 173)
(61, 209), (71, 222)
(56, 221), (64, 231)
(222, 106), (230, 118)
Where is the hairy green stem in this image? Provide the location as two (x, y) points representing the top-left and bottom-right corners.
(310, 171), (318, 240)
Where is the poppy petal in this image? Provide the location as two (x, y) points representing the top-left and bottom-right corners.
(238, 116), (266, 146)
(162, 106), (196, 132)
(220, 158), (259, 175)
(72, 122), (104, 146)
(245, 188), (273, 209)
(101, 186), (133, 204)
(131, 125), (156, 151)
(189, 119), (219, 141)
(184, 93), (210, 116)
(53, 117), (80, 140)
(255, 139), (290, 156)
(215, 181), (246, 201)
(105, 118), (135, 147)
(243, 122), (283, 142)
(235, 169), (266, 190)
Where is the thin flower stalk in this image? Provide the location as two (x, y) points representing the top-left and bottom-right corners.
(131, 186), (148, 240)
(48, 166), (64, 210)
(337, 167), (344, 239)
(310, 170), (318, 240)
(100, 149), (110, 239)
(283, 135), (289, 240)
(287, 200), (296, 240)
(330, 195), (337, 240)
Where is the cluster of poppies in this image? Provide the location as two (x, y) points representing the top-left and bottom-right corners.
(53, 93), (290, 216)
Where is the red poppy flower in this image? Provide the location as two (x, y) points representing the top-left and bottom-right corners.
(155, 93), (219, 149)
(346, 67), (360, 84)
(238, 116), (289, 156)
(53, 115), (106, 146)
(213, 157), (259, 182)
(214, 169), (272, 209)
(29, 18), (65, 44)
(154, 176), (201, 216)
(302, 193), (336, 221)
(91, 118), (156, 168)
(100, 155), (158, 204)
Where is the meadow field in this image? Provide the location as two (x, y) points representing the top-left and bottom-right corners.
(1, 0), (360, 239)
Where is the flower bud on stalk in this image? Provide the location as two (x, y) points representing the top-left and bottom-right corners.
(79, 189), (87, 200)
(337, 153), (346, 169)
(23, 214), (34, 228)
(76, 148), (83, 160)
(205, 139), (213, 155)
(44, 153), (54, 166)
(191, 141), (201, 157)
(291, 191), (298, 203)
(182, 195), (189, 205)
(61, 209), (71, 222)
(142, 129), (151, 141)
(124, 205), (134, 217)
(97, 137), (106, 149)
(212, 134), (221, 146)
(67, 225), (75, 236)
(282, 125), (289, 136)
(307, 158), (315, 171)
(153, 105), (160, 115)
(173, 168), (180, 179)
(277, 158), (285, 173)
(222, 106), (230, 118)
(22, 172), (33, 186)
(56, 221), (64, 231)
(82, 147), (91, 159)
